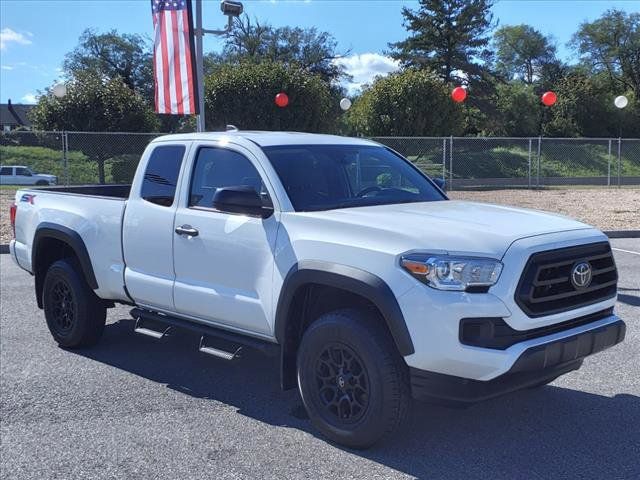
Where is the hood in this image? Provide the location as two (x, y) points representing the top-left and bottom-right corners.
(295, 200), (594, 259)
(35, 173), (56, 179)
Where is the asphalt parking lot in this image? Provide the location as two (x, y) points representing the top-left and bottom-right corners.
(1, 239), (639, 480)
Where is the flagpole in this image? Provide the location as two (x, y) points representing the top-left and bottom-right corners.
(195, 0), (205, 132)
(194, 0), (242, 133)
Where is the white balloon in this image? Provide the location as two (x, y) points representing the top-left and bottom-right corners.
(340, 98), (352, 111)
(614, 95), (628, 109)
(52, 83), (67, 98)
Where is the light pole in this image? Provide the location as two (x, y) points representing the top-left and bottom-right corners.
(51, 83), (69, 185)
(195, 0), (243, 132)
(613, 95), (629, 187)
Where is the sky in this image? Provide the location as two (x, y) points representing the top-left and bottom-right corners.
(1, 0), (638, 103)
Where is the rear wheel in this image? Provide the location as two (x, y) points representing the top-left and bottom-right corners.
(297, 309), (410, 449)
(43, 259), (106, 348)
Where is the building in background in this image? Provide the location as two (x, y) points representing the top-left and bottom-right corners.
(0, 100), (33, 132)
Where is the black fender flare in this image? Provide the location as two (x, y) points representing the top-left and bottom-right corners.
(32, 223), (99, 307)
(275, 260), (415, 388)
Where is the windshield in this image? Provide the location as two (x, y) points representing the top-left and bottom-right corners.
(263, 144), (446, 212)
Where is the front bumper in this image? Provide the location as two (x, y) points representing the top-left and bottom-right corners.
(410, 317), (625, 406)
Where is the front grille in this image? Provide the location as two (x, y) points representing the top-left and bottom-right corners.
(515, 242), (617, 317)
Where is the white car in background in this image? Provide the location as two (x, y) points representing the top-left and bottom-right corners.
(0, 165), (57, 186)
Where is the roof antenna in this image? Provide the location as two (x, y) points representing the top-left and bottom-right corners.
(226, 125), (239, 132)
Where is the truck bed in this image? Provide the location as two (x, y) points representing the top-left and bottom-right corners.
(12, 185), (130, 303)
(30, 184), (131, 199)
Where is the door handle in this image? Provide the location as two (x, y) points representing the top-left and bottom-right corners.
(175, 225), (199, 237)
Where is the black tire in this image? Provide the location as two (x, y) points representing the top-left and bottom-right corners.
(297, 309), (411, 449)
(42, 258), (106, 348)
(35, 180), (49, 186)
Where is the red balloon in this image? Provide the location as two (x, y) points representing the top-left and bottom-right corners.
(451, 86), (467, 103)
(541, 91), (557, 106)
(275, 92), (289, 108)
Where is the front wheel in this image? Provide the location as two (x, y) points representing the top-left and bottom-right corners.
(297, 309), (411, 449)
(35, 180), (49, 186)
(43, 259), (106, 348)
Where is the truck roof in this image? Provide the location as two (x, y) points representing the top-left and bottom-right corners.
(150, 131), (378, 148)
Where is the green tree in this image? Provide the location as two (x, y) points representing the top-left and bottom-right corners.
(571, 9), (640, 101)
(206, 16), (347, 83)
(30, 71), (159, 183)
(344, 69), (465, 136)
(544, 71), (640, 137)
(389, 0), (495, 83)
(493, 25), (556, 84)
(64, 29), (154, 101)
(492, 82), (540, 136)
(63, 29), (192, 133)
(203, 61), (339, 132)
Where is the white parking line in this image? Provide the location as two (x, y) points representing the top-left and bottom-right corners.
(612, 247), (640, 256)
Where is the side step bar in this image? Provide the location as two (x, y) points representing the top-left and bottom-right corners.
(134, 316), (172, 339)
(199, 336), (242, 360)
(130, 308), (279, 358)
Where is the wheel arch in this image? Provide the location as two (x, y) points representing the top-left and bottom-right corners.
(32, 223), (98, 309)
(275, 260), (414, 390)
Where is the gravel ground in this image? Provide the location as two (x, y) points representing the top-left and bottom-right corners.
(1, 242), (639, 479)
(1, 190), (17, 244)
(1, 187), (638, 244)
(449, 188), (640, 231)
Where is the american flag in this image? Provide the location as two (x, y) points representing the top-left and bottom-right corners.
(151, 0), (198, 115)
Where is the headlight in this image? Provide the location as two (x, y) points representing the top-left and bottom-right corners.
(400, 254), (503, 291)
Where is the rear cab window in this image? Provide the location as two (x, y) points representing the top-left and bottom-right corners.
(140, 145), (186, 207)
(0, 167), (12, 176)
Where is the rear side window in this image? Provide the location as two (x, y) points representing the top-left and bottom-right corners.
(140, 145), (185, 207)
(0, 167), (12, 175)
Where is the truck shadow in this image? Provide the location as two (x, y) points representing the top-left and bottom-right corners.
(77, 317), (640, 479)
(617, 288), (640, 307)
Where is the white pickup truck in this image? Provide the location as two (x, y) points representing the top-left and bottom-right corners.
(9, 131), (625, 448)
(1, 165), (57, 186)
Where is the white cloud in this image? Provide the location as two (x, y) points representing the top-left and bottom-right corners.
(1, 65), (14, 70)
(333, 53), (400, 94)
(21, 93), (37, 104)
(0, 28), (33, 50)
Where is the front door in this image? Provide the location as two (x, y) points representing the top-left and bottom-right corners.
(172, 145), (279, 336)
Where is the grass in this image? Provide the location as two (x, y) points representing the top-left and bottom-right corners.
(398, 141), (640, 180)
(0, 146), (144, 185)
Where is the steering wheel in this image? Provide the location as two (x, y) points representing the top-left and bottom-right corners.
(356, 186), (382, 197)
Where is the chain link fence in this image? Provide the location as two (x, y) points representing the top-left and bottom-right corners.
(373, 136), (640, 189)
(0, 131), (160, 186)
(1, 130), (639, 189)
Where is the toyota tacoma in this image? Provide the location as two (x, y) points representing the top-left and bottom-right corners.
(9, 131), (625, 448)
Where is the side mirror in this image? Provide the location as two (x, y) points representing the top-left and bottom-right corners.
(212, 186), (273, 218)
(433, 177), (446, 191)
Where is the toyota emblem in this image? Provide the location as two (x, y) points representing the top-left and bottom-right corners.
(571, 262), (593, 289)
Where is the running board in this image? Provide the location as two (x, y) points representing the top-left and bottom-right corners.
(129, 308), (279, 357)
(134, 317), (172, 339)
(199, 336), (242, 360)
